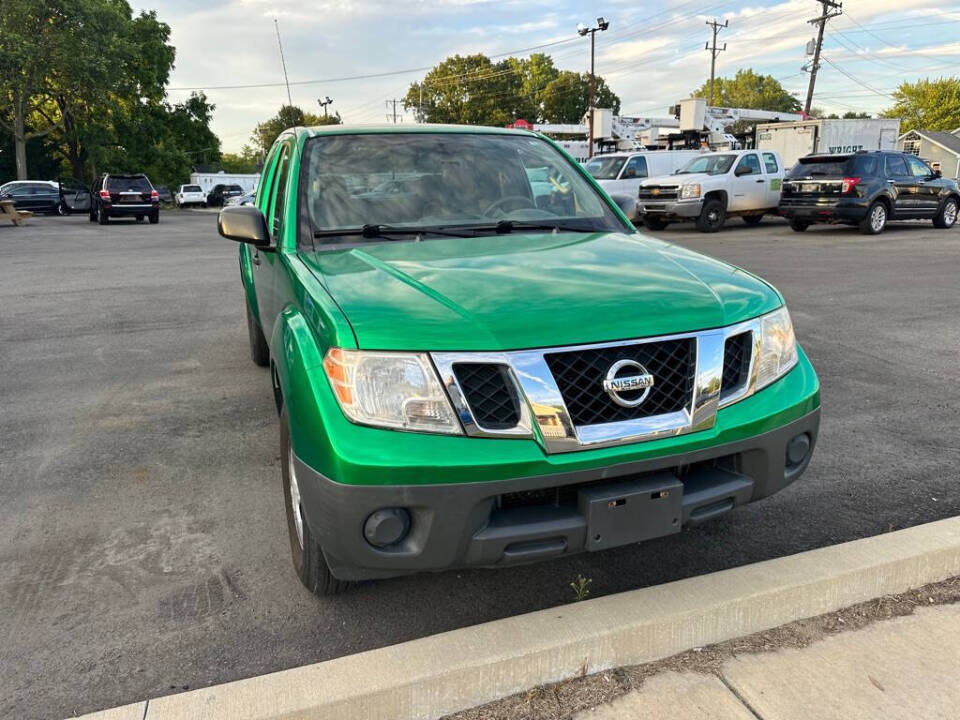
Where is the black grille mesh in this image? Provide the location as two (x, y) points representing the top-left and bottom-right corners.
(721, 332), (752, 398)
(453, 363), (521, 430)
(545, 339), (696, 426)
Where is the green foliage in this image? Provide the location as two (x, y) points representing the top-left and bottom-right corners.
(570, 574), (592, 602)
(691, 69), (801, 113)
(0, 0), (219, 186)
(252, 105), (342, 154)
(220, 145), (262, 174)
(882, 77), (960, 133)
(542, 72), (620, 123)
(403, 53), (620, 126)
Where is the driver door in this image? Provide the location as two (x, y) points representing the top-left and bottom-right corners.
(729, 153), (766, 212)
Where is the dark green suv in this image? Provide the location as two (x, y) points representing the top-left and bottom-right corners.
(219, 125), (820, 595)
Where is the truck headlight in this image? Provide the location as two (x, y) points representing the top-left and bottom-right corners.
(755, 307), (799, 390)
(680, 183), (701, 200)
(323, 348), (463, 434)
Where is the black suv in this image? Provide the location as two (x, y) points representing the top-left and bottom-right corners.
(90, 173), (160, 225)
(206, 183), (244, 207)
(779, 151), (959, 235)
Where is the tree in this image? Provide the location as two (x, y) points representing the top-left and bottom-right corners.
(541, 71), (620, 123)
(252, 105), (341, 155)
(0, 0), (76, 178)
(691, 69), (800, 113)
(882, 77), (960, 133)
(403, 53), (619, 126)
(221, 145), (261, 174)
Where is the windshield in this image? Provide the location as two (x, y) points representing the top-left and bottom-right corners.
(301, 133), (626, 242)
(676, 154), (737, 176)
(584, 156), (627, 180)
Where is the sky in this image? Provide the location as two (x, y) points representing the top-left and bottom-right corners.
(130, 0), (960, 153)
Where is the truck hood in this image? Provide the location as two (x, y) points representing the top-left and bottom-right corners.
(642, 173), (712, 186)
(300, 232), (780, 351)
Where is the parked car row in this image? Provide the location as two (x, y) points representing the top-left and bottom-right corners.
(587, 148), (959, 235)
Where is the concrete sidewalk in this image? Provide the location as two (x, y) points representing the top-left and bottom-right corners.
(577, 603), (960, 720)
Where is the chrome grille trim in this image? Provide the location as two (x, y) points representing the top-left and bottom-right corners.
(431, 317), (769, 454)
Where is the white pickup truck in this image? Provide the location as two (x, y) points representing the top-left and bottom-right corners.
(637, 149), (786, 232)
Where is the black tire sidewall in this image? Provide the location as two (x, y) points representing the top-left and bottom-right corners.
(643, 217), (668, 231)
(861, 201), (887, 235)
(935, 198), (957, 229)
(698, 199), (726, 233)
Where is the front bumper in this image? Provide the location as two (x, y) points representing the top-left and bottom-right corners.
(639, 198), (703, 219)
(294, 352), (820, 581)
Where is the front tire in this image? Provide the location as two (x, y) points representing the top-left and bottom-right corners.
(933, 197), (958, 229)
(696, 198), (726, 233)
(790, 219), (810, 232)
(246, 301), (270, 367)
(280, 407), (349, 597)
(859, 201), (887, 235)
(643, 217), (669, 231)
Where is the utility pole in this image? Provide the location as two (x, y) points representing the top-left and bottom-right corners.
(317, 96), (333, 118)
(274, 19), (292, 106)
(804, 0), (842, 115)
(577, 18), (610, 159)
(386, 99), (401, 123)
(705, 19), (728, 106)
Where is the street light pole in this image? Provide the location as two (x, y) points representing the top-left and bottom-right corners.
(578, 18), (609, 159)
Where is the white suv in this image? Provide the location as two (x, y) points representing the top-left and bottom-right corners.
(175, 184), (206, 208)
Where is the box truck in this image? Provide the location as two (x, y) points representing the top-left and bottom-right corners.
(755, 118), (901, 169)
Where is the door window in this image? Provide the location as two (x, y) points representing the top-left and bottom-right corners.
(906, 155), (932, 178)
(762, 153), (779, 174)
(735, 154), (762, 175)
(268, 143), (292, 239)
(621, 156), (648, 179)
(885, 154), (908, 176)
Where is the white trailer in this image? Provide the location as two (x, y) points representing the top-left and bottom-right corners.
(755, 118), (901, 169)
(189, 171), (260, 194)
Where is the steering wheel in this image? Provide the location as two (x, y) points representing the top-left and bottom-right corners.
(482, 195), (536, 217)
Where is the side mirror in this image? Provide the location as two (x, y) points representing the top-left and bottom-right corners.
(218, 205), (272, 248)
(734, 166), (752, 177)
(933, 169), (942, 179)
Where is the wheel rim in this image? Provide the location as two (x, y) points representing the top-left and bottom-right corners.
(871, 205), (886, 232)
(707, 208), (721, 225)
(288, 444), (304, 548)
(944, 201), (958, 226)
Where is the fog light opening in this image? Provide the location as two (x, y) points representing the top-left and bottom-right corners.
(786, 433), (811, 468)
(364, 508), (411, 548)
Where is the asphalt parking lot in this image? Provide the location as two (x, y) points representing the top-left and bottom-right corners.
(2, 210), (958, 719)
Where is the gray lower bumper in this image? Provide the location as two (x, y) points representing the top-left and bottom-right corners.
(296, 409), (820, 581)
(639, 199), (703, 218)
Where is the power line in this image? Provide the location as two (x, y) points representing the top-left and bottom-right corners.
(804, 0), (843, 115)
(704, 19), (729, 105)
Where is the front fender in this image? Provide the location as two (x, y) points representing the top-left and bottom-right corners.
(268, 306), (342, 476)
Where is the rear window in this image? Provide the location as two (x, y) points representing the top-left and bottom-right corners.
(788, 157), (852, 178)
(183, 185), (201, 193)
(107, 176), (152, 192)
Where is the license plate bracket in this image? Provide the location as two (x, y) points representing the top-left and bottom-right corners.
(578, 472), (683, 551)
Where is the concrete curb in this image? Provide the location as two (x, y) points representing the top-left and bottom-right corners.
(71, 517), (960, 720)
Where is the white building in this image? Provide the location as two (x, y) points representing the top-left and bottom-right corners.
(189, 171), (259, 194)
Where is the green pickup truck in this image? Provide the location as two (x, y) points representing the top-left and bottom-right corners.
(218, 125), (820, 595)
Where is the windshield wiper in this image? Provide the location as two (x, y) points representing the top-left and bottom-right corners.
(313, 224), (471, 241)
(439, 220), (594, 235)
